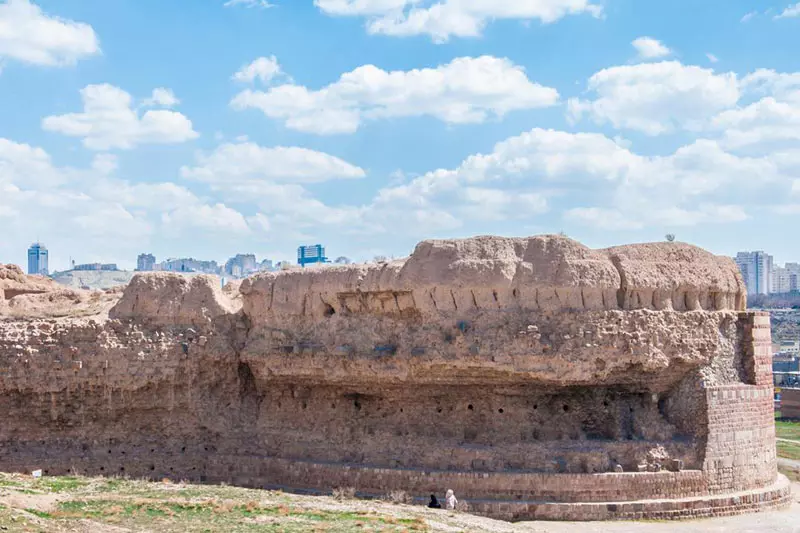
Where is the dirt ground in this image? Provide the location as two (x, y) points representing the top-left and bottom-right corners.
(1, 473), (799, 533)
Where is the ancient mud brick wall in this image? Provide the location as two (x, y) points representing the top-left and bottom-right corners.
(0, 236), (790, 521)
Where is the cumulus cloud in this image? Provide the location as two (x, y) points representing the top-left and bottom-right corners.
(0, 136), (258, 269)
(180, 141), (366, 184)
(567, 61), (739, 135)
(315, 0), (602, 42)
(162, 203), (251, 235)
(706, 53), (719, 63)
(231, 55), (559, 134)
(0, 0), (99, 67)
(42, 84), (198, 150)
(631, 37), (671, 59)
(232, 56), (282, 84)
(369, 128), (787, 234)
(142, 88), (180, 107)
(775, 3), (800, 18)
(710, 97), (800, 149)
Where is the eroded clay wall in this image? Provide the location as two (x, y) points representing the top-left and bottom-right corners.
(0, 236), (786, 521)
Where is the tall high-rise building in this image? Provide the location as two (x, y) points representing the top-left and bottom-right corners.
(27, 243), (49, 276)
(137, 253), (156, 271)
(735, 251), (773, 295)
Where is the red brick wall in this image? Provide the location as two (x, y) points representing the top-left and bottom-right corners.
(701, 312), (777, 493)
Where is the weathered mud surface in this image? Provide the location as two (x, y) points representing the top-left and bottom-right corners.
(0, 236), (785, 520)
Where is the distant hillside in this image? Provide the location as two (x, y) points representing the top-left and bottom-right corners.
(52, 270), (135, 290)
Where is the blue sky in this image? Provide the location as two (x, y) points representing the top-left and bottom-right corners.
(1, 0), (799, 270)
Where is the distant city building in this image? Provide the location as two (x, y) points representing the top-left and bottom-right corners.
(73, 263), (118, 272)
(225, 254), (257, 278)
(778, 340), (800, 355)
(27, 242), (49, 276)
(297, 244), (328, 267)
(735, 251), (773, 295)
(259, 259), (273, 272)
(137, 253), (156, 272)
(159, 258), (220, 275)
(772, 263), (800, 294)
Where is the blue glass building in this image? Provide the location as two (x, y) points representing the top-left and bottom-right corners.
(27, 242), (49, 276)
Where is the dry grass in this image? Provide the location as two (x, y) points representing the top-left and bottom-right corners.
(0, 472), (436, 532)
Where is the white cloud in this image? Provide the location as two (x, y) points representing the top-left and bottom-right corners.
(706, 53), (719, 63)
(91, 154), (118, 175)
(231, 55), (559, 134)
(710, 97), (800, 149)
(564, 207), (643, 230)
(742, 69), (800, 102)
(567, 61), (739, 135)
(0, 0), (99, 67)
(776, 3), (800, 18)
(42, 84), (199, 150)
(632, 37), (671, 59)
(370, 128), (785, 235)
(180, 140), (366, 184)
(224, 0), (275, 8)
(741, 10), (758, 22)
(162, 203), (251, 235)
(142, 88), (180, 107)
(0, 136), (260, 269)
(232, 56), (282, 84)
(315, 0), (602, 42)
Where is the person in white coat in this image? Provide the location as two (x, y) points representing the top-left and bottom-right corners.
(445, 489), (457, 510)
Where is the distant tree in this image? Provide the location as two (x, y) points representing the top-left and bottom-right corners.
(334, 256), (352, 265)
(665, 234), (676, 242)
(373, 255), (388, 263)
(558, 231), (568, 237)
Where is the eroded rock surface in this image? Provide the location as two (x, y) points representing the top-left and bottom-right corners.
(0, 236), (785, 521)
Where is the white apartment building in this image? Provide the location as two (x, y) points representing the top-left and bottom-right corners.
(735, 251), (773, 295)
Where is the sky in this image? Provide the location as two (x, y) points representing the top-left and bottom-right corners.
(1, 0), (799, 271)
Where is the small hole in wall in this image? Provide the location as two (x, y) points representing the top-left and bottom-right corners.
(120, 467), (125, 472)
(498, 408), (504, 414)
(169, 467), (174, 472)
(331, 403), (336, 409)
(354, 400), (361, 411)
(277, 401), (282, 408)
(151, 449), (155, 453)
(150, 465), (155, 471)
(468, 404), (474, 411)
(302, 402), (308, 410)
(629, 406), (634, 413)
(100, 467), (105, 471)
(323, 304), (336, 317)
(181, 447), (186, 453)
(603, 400), (609, 407)
(533, 404), (538, 410)
(437, 408), (442, 413)
(563, 405), (570, 412)
(399, 408), (403, 413)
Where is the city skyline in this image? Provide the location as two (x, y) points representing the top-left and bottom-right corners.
(2, 1), (800, 270)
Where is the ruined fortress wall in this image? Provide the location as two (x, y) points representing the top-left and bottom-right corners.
(0, 236), (790, 521)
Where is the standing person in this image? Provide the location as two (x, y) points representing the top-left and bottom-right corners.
(427, 494), (441, 508)
(445, 489), (457, 510)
